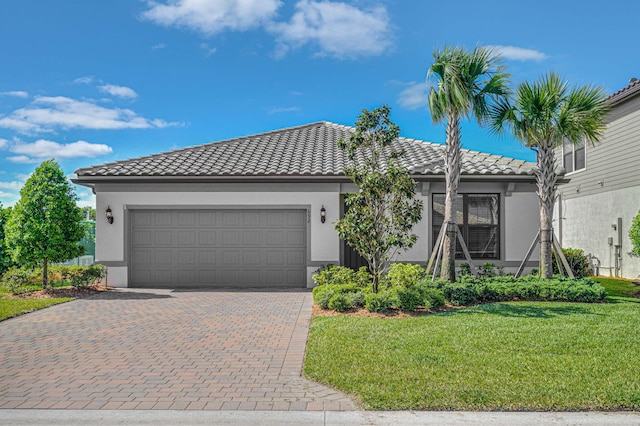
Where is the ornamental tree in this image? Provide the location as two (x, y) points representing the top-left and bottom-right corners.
(5, 159), (85, 288)
(630, 210), (640, 257)
(335, 105), (423, 293)
(0, 203), (12, 274)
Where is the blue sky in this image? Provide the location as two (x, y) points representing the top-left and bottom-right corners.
(0, 0), (637, 208)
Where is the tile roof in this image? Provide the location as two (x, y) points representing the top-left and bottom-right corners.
(608, 78), (640, 106)
(74, 121), (535, 180)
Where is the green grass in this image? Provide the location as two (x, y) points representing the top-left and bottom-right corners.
(0, 297), (72, 321)
(593, 276), (640, 298)
(304, 282), (640, 410)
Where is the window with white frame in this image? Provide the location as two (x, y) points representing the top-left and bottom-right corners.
(562, 138), (585, 173)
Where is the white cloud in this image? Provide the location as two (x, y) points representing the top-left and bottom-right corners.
(152, 42), (167, 50)
(10, 139), (113, 160)
(141, 0), (281, 35)
(98, 84), (138, 99)
(269, 1), (393, 59)
(6, 155), (37, 164)
(74, 76), (95, 84)
(0, 91), (29, 98)
(397, 81), (429, 110)
(487, 45), (547, 62)
(0, 96), (180, 133)
(0, 180), (24, 190)
(0, 138), (7, 149)
(199, 43), (217, 56)
(268, 106), (301, 114)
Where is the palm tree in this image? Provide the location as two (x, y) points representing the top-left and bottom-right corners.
(427, 45), (510, 281)
(490, 73), (608, 278)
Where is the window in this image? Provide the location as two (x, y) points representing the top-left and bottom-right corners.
(563, 139), (585, 173)
(432, 193), (500, 259)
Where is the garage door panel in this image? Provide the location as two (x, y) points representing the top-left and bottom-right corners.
(265, 231), (285, 246)
(132, 231), (152, 246)
(198, 250), (216, 265)
(242, 250), (260, 265)
(199, 231), (216, 246)
(198, 212), (216, 226)
(154, 212), (172, 226)
(177, 211), (196, 226)
(221, 230), (240, 246)
(130, 209), (306, 288)
(177, 250), (196, 265)
(178, 231), (196, 246)
(154, 231), (173, 246)
(242, 230), (261, 246)
(287, 251), (305, 266)
(287, 230), (305, 246)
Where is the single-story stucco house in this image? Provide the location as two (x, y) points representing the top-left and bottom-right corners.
(73, 121), (540, 289)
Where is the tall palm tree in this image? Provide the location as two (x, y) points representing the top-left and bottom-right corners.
(428, 45), (510, 281)
(490, 73), (608, 278)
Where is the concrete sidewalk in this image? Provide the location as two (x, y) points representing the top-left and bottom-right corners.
(1, 409), (640, 425)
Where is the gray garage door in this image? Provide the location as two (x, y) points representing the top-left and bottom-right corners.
(130, 209), (307, 288)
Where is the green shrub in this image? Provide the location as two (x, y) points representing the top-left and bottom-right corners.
(328, 293), (352, 312)
(1, 267), (36, 294)
(365, 291), (394, 312)
(313, 285), (336, 309)
(355, 266), (372, 288)
(312, 265), (356, 286)
(478, 262), (497, 277)
(553, 248), (590, 279)
(458, 263), (472, 276)
(385, 263), (424, 289)
(630, 210), (640, 257)
(422, 287), (445, 308)
(443, 283), (480, 306)
(349, 291), (366, 308)
(394, 287), (422, 311)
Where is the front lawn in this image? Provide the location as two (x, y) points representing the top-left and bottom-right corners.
(304, 278), (640, 410)
(0, 297), (73, 321)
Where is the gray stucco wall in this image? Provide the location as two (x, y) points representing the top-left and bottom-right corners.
(94, 180), (540, 287)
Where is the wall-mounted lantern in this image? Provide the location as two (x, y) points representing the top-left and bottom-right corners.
(320, 205), (326, 223)
(105, 206), (114, 224)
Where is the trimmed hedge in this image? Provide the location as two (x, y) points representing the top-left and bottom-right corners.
(312, 264), (606, 313)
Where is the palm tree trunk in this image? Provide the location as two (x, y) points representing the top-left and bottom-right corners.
(535, 143), (557, 279)
(441, 113), (461, 281)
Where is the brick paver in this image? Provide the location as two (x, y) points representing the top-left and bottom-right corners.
(0, 289), (356, 411)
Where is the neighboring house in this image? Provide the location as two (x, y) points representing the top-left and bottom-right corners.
(73, 121), (539, 289)
(555, 79), (640, 279)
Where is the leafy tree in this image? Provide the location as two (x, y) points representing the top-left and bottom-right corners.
(490, 73), (608, 278)
(0, 203), (13, 274)
(427, 45), (510, 281)
(335, 105), (423, 293)
(630, 210), (640, 257)
(80, 206), (96, 221)
(5, 160), (85, 288)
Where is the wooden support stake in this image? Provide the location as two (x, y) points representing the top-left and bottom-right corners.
(515, 230), (540, 278)
(553, 233), (574, 279)
(455, 224), (477, 276)
(426, 224), (446, 276)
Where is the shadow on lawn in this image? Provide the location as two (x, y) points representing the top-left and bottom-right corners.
(441, 303), (600, 319)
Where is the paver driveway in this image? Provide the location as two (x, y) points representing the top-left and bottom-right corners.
(0, 289), (356, 411)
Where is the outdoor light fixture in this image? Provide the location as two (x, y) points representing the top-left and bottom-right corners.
(105, 206), (114, 224)
(320, 205), (326, 223)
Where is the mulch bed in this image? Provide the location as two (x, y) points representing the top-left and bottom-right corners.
(4, 284), (113, 299)
(312, 303), (463, 319)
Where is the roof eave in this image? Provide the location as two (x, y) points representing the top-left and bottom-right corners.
(72, 173), (537, 188)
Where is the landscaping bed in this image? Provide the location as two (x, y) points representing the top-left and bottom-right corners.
(0, 265), (110, 321)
